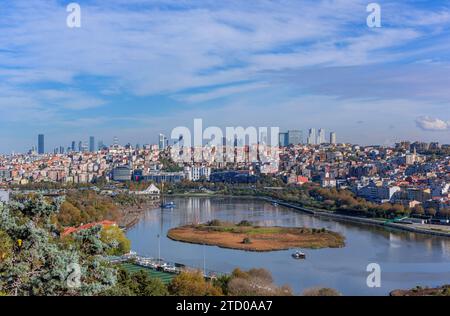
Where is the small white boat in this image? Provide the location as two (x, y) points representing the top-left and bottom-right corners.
(292, 250), (306, 259)
(163, 265), (178, 273)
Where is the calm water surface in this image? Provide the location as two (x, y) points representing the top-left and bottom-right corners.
(126, 197), (450, 295)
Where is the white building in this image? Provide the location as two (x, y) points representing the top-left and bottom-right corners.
(132, 184), (161, 196)
(0, 190), (10, 204)
(185, 166), (211, 181)
(321, 172), (337, 188)
(357, 182), (401, 202)
(317, 128), (326, 144)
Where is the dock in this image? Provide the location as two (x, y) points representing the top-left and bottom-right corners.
(108, 252), (228, 280)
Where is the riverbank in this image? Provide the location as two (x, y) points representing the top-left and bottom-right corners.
(263, 198), (450, 238)
(118, 198), (160, 229)
(168, 192), (450, 238)
(167, 221), (345, 252)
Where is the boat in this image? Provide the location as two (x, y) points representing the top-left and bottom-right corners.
(161, 201), (176, 209)
(162, 264), (179, 274)
(292, 250), (306, 259)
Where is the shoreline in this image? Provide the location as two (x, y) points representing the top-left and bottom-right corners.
(166, 193), (450, 238)
(118, 199), (161, 229)
(263, 198), (450, 238)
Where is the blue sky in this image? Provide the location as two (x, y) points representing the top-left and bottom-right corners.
(0, 0), (449, 153)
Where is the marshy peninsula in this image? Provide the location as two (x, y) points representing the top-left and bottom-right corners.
(167, 220), (345, 252)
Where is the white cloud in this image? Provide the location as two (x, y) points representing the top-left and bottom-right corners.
(415, 116), (450, 131)
(0, 0), (447, 99)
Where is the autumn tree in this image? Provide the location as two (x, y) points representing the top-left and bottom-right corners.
(303, 287), (341, 296)
(413, 205), (425, 216)
(168, 271), (222, 296)
(426, 208), (437, 217)
(438, 208), (450, 219)
(227, 268), (293, 296)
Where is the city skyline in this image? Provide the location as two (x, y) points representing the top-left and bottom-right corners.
(1, 0), (450, 153)
(18, 129), (447, 156)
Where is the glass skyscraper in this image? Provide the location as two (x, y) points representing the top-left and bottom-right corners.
(89, 136), (95, 152)
(38, 134), (45, 154)
(278, 132), (289, 147)
(288, 130), (302, 146)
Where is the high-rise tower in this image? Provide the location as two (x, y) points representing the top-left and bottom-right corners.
(38, 134), (45, 154)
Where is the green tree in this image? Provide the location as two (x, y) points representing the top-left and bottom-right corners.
(100, 225), (131, 256)
(0, 196), (116, 296)
(0, 230), (13, 263)
(104, 268), (168, 296)
(213, 274), (232, 295)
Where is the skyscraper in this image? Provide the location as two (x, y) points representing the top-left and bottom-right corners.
(278, 132), (289, 147)
(71, 141), (76, 152)
(159, 134), (167, 150)
(318, 128), (326, 144)
(89, 136), (95, 152)
(288, 130), (302, 146)
(38, 134), (45, 154)
(307, 128), (316, 145)
(330, 132), (337, 145)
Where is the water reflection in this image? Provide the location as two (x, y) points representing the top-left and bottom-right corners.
(126, 196), (450, 296)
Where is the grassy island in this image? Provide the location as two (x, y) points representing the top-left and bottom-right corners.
(167, 220), (345, 252)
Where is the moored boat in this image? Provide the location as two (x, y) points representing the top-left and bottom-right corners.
(292, 250), (306, 259)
